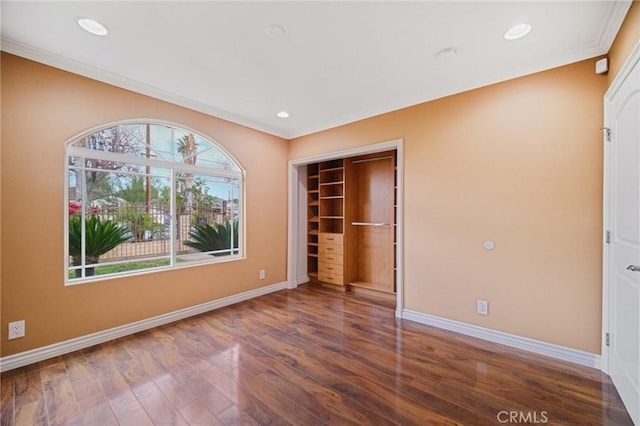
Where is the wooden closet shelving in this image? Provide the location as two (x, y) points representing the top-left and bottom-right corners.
(307, 152), (396, 296)
(307, 159), (346, 288)
(318, 159), (345, 235)
(318, 160), (345, 287)
(307, 163), (320, 279)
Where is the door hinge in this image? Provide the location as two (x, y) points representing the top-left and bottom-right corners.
(605, 332), (610, 347)
(606, 230), (611, 244)
(601, 127), (611, 143)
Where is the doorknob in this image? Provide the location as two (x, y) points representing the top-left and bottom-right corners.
(626, 265), (640, 272)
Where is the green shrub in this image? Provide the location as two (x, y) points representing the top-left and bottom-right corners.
(184, 220), (239, 256)
(69, 215), (130, 277)
(115, 206), (165, 241)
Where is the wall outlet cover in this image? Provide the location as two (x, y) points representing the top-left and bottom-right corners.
(8, 320), (25, 339)
(477, 300), (489, 316)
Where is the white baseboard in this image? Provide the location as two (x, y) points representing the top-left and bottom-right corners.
(0, 281), (288, 373)
(286, 276), (309, 289)
(402, 309), (601, 369)
(297, 276), (311, 285)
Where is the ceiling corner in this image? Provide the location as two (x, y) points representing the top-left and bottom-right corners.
(597, 0), (633, 54)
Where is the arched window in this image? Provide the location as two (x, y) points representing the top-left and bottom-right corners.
(66, 122), (244, 283)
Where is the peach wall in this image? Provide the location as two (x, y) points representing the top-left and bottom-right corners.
(289, 58), (607, 353)
(0, 53), (289, 356)
(608, 1), (640, 86)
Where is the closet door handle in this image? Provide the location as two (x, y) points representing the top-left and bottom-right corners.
(627, 265), (640, 272)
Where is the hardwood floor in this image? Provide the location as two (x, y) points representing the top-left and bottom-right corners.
(1, 284), (633, 425)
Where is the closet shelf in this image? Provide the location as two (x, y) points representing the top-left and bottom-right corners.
(307, 159), (345, 282)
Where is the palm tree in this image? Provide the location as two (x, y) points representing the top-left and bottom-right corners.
(177, 133), (198, 214)
(69, 215), (131, 277)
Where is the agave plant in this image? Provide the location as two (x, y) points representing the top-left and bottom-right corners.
(69, 215), (131, 277)
(184, 220), (239, 256)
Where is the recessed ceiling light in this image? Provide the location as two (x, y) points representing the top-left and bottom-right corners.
(504, 23), (532, 40)
(77, 18), (108, 36)
(436, 47), (457, 61)
(265, 24), (286, 40)
(276, 111), (290, 119)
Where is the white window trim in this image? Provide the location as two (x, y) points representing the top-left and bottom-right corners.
(64, 121), (246, 285)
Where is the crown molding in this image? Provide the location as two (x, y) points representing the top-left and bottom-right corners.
(273, 1), (636, 139)
(1, 37), (289, 139)
(1, 0), (632, 140)
(595, 0), (633, 53)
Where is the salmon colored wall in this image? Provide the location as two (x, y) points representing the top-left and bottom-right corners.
(608, 1), (640, 86)
(0, 53), (289, 357)
(289, 58), (607, 353)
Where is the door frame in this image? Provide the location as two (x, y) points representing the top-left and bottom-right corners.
(287, 138), (405, 317)
(601, 40), (640, 374)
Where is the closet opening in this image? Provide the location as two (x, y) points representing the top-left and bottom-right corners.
(288, 139), (403, 316)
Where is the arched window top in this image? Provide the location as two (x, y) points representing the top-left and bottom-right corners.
(68, 122), (241, 173)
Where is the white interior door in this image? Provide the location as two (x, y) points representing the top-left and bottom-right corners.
(605, 45), (640, 425)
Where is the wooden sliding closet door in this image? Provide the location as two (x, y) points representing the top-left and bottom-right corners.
(346, 151), (396, 293)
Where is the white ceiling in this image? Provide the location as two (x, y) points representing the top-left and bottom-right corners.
(1, 1), (631, 139)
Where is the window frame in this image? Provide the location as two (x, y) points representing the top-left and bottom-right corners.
(64, 121), (246, 285)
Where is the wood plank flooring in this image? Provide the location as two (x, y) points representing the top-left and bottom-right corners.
(1, 284), (633, 425)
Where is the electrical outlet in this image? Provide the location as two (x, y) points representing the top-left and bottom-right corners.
(259, 269), (266, 280)
(8, 320), (25, 339)
(477, 300), (489, 316)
